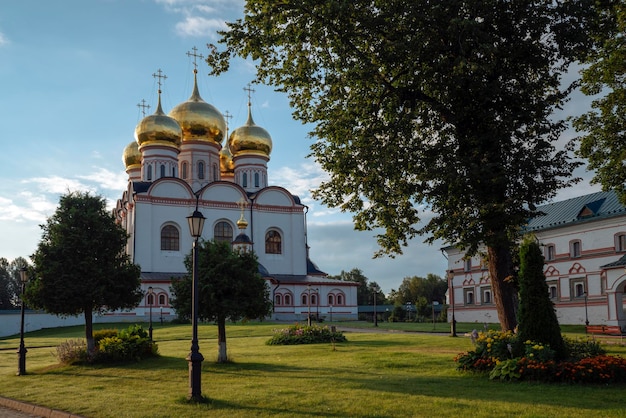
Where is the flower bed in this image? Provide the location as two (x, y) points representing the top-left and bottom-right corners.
(455, 330), (626, 384)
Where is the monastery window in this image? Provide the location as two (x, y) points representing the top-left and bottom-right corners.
(570, 240), (581, 258)
(570, 279), (585, 299)
(158, 294), (167, 305)
(545, 244), (556, 261)
(301, 294), (308, 306)
(463, 258), (472, 272)
(172, 166), (177, 178)
(548, 282), (558, 300)
(198, 161), (205, 180)
(243, 173), (248, 187)
(254, 172), (260, 187)
(160, 225), (180, 251)
(160, 164), (165, 178)
(265, 230), (282, 254)
(616, 234), (626, 252)
(213, 164), (218, 181)
(284, 294), (292, 305)
(275, 294), (282, 306)
(328, 294), (334, 305)
(182, 162), (188, 179)
(147, 165), (153, 181)
(214, 221), (233, 244)
(147, 294), (154, 306)
(311, 294), (318, 305)
(464, 289), (474, 305)
(481, 287), (492, 304)
(337, 294), (344, 305)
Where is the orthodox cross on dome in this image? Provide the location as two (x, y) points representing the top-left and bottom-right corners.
(243, 83), (255, 106)
(137, 99), (151, 117)
(152, 69), (167, 93)
(236, 197), (248, 230)
(224, 110), (232, 135)
(186, 46), (204, 74)
(237, 197), (247, 212)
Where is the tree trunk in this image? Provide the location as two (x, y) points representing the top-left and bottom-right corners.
(84, 308), (95, 353)
(487, 245), (518, 331)
(217, 315), (228, 363)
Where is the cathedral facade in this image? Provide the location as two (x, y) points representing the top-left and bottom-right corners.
(113, 66), (358, 323)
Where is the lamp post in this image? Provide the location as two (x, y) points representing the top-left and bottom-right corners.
(186, 205), (205, 402)
(450, 272), (457, 337)
(148, 286), (154, 341)
(316, 288), (319, 322)
(373, 285), (379, 327)
(583, 292), (589, 331)
(307, 284), (312, 326)
(17, 267), (28, 376)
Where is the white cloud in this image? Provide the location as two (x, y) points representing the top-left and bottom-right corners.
(0, 32), (8, 46)
(175, 16), (228, 38)
(77, 167), (128, 191)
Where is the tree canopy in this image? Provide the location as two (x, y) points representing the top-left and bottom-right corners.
(574, 1), (626, 202)
(26, 192), (142, 351)
(170, 240), (272, 362)
(207, 1), (592, 330)
(0, 257), (29, 310)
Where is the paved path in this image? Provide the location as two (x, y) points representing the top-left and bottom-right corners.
(0, 405), (39, 418)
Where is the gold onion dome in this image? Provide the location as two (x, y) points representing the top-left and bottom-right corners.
(220, 143), (235, 174)
(134, 94), (182, 149)
(229, 106), (272, 158)
(237, 212), (249, 230)
(168, 72), (226, 144)
(122, 140), (141, 169)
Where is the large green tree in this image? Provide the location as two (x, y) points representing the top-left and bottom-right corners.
(574, 1), (626, 201)
(207, 1), (590, 330)
(328, 268), (371, 305)
(0, 258), (28, 310)
(26, 192), (142, 352)
(170, 240), (272, 363)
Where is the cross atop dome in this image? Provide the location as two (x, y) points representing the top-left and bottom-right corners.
(186, 46), (204, 74)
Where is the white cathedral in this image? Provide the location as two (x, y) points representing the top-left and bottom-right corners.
(113, 63), (358, 323)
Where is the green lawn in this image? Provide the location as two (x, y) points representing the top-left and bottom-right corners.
(1, 321), (625, 418)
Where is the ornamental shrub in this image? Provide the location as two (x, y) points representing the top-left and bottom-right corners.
(56, 339), (90, 365)
(266, 323), (347, 345)
(97, 324), (158, 362)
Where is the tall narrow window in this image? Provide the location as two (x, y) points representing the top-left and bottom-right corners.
(147, 294), (154, 305)
(285, 294), (292, 305)
(618, 234), (626, 252)
(275, 294), (282, 306)
(570, 240), (581, 258)
(328, 294), (334, 305)
(213, 164), (218, 181)
(214, 221), (233, 244)
(337, 294), (344, 305)
(464, 258), (472, 272)
(254, 172), (260, 187)
(172, 166), (177, 177)
(546, 244), (556, 261)
(243, 172), (248, 187)
(575, 283), (584, 297)
(147, 165), (153, 181)
(158, 294), (166, 305)
(182, 162), (188, 179)
(549, 285), (557, 299)
(265, 230), (282, 254)
(198, 161), (205, 180)
(161, 225), (180, 251)
(160, 164), (166, 178)
(301, 294), (308, 305)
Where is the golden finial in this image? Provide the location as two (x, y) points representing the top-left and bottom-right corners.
(224, 110), (232, 138)
(152, 69), (167, 94)
(237, 197), (248, 229)
(186, 46), (204, 75)
(243, 83), (256, 125)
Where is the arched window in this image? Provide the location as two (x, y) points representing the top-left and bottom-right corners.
(311, 294), (317, 305)
(147, 165), (153, 181)
(214, 221), (233, 244)
(284, 294), (292, 305)
(160, 164), (166, 178)
(213, 164), (218, 181)
(328, 294), (334, 305)
(172, 166), (177, 178)
(158, 294), (167, 305)
(301, 294), (308, 305)
(265, 230), (282, 254)
(254, 172), (260, 187)
(198, 161), (205, 180)
(337, 294), (344, 305)
(147, 294), (154, 305)
(182, 162), (188, 179)
(545, 244), (556, 261)
(275, 294), (282, 306)
(570, 240), (581, 258)
(242, 172), (248, 187)
(616, 234), (626, 252)
(161, 225), (179, 251)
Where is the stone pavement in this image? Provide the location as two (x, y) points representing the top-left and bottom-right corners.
(0, 397), (83, 418)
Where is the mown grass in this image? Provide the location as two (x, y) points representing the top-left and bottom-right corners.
(1, 321), (625, 417)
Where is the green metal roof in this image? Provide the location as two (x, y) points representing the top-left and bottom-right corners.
(525, 190), (626, 232)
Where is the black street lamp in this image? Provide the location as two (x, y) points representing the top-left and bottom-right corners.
(148, 286), (154, 340)
(450, 272), (457, 337)
(307, 284), (312, 326)
(316, 288), (319, 321)
(583, 292), (589, 330)
(17, 266), (28, 376)
(186, 206), (206, 402)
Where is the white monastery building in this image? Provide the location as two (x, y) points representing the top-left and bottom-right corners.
(444, 190), (626, 330)
(113, 61), (358, 322)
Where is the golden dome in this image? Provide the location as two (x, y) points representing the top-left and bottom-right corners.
(237, 212), (248, 230)
(229, 106), (272, 158)
(220, 143), (235, 174)
(134, 94), (182, 149)
(169, 72), (226, 144)
(122, 140), (141, 168)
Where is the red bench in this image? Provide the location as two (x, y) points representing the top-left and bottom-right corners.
(586, 325), (623, 335)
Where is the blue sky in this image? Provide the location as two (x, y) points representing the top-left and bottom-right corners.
(0, 0), (601, 293)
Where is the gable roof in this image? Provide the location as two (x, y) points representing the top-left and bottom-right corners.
(525, 190), (626, 232)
